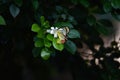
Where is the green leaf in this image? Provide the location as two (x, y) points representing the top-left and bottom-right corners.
(53, 38), (64, 51)
(14, 0), (23, 7)
(103, 2), (112, 13)
(31, 23), (40, 32)
(40, 16), (45, 25)
(0, 16), (6, 25)
(32, 0), (39, 10)
(41, 49), (50, 60)
(65, 40), (77, 54)
(111, 11), (120, 21)
(71, 0), (78, 4)
(34, 40), (44, 47)
(9, 4), (20, 18)
(68, 29), (80, 38)
(53, 22), (73, 28)
(61, 14), (67, 20)
(33, 37), (41, 41)
(68, 15), (77, 25)
(44, 39), (51, 48)
(40, 16), (50, 28)
(96, 20), (113, 35)
(37, 29), (45, 38)
(96, 25), (108, 35)
(56, 6), (63, 13)
(43, 21), (50, 28)
(79, 0), (90, 8)
(98, 20), (113, 28)
(87, 15), (96, 26)
(111, 0), (120, 9)
(47, 34), (54, 41)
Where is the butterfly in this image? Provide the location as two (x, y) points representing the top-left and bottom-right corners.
(56, 27), (69, 44)
(47, 27), (70, 44)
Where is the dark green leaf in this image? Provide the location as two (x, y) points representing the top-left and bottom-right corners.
(111, 11), (120, 21)
(61, 14), (66, 20)
(96, 20), (113, 35)
(32, 47), (41, 57)
(53, 38), (64, 51)
(0, 15), (6, 25)
(56, 6), (63, 13)
(103, 2), (112, 13)
(41, 49), (50, 60)
(32, 0), (39, 10)
(9, 4), (20, 18)
(68, 15), (77, 25)
(14, 0), (23, 7)
(65, 40), (77, 54)
(37, 29), (45, 38)
(54, 22), (73, 28)
(111, 0), (120, 9)
(87, 15), (96, 26)
(96, 24), (108, 35)
(70, 0), (78, 4)
(34, 40), (44, 47)
(79, 0), (90, 8)
(98, 19), (113, 28)
(44, 39), (52, 48)
(31, 23), (40, 32)
(68, 29), (80, 38)
(33, 37), (41, 41)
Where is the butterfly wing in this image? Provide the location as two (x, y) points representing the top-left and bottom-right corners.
(56, 27), (69, 44)
(57, 30), (66, 40)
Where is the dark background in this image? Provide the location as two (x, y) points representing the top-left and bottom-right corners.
(0, 0), (120, 80)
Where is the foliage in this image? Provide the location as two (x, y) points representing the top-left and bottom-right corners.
(31, 16), (80, 59)
(0, 0), (120, 80)
(0, 15), (6, 25)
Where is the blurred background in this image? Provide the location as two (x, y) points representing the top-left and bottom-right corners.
(0, 0), (120, 80)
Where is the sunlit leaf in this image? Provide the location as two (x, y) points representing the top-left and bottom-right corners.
(31, 23), (40, 32)
(47, 34), (54, 41)
(0, 15), (6, 25)
(41, 49), (50, 60)
(40, 16), (45, 25)
(53, 38), (64, 51)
